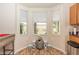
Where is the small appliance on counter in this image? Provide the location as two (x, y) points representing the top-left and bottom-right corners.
(69, 27), (77, 36)
(73, 28), (77, 35)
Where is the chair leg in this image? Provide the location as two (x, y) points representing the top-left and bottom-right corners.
(13, 41), (14, 55)
(3, 46), (5, 55)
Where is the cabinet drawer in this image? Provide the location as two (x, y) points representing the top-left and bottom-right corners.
(69, 35), (79, 44)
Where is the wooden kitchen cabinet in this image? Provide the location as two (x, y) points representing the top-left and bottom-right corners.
(70, 4), (79, 25)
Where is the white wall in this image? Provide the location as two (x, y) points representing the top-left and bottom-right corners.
(0, 3), (16, 34)
(49, 4), (74, 53)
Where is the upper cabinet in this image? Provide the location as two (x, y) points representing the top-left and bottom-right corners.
(70, 4), (79, 25)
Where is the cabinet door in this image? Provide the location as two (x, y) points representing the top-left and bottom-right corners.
(70, 4), (77, 25)
(77, 4), (79, 25)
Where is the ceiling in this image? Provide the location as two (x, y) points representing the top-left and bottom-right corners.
(21, 3), (61, 8)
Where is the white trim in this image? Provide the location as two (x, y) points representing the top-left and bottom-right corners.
(14, 46), (27, 54)
(52, 45), (66, 54)
(46, 43), (66, 54)
(14, 45), (66, 55)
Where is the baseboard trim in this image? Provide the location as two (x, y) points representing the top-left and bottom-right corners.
(14, 46), (26, 54)
(14, 45), (66, 55)
(52, 45), (66, 54)
(47, 44), (66, 54)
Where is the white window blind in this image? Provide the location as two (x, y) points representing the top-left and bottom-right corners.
(32, 12), (47, 35)
(52, 12), (60, 33)
(20, 9), (28, 34)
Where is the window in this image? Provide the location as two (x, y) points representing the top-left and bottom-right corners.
(52, 12), (60, 34)
(20, 10), (28, 34)
(32, 12), (47, 35)
(34, 22), (47, 35)
(52, 21), (59, 33)
(20, 22), (27, 34)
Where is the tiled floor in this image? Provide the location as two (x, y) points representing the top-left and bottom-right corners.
(16, 48), (64, 55)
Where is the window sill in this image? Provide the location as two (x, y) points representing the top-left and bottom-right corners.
(34, 33), (48, 36)
(52, 32), (60, 36)
(19, 33), (28, 36)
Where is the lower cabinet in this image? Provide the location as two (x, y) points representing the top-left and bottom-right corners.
(67, 41), (79, 55)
